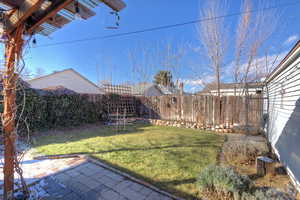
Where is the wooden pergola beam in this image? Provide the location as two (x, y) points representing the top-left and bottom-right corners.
(27, 0), (74, 34)
(64, 2), (95, 20)
(102, 0), (126, 12)
(0, 0), (19, 8)
(6, 0), (45, 33)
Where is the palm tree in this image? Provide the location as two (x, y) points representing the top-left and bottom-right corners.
(154, 70), (174, 87)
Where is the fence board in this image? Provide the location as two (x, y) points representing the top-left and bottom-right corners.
(137, 94), (263, 129)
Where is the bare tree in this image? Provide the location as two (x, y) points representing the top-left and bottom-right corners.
(128, 43), (156, 84)
(197, 0), (228, 97)
(230, 0), (280, 132)
(234, 0), (279, 94)
(159, 41), (187, 83)
(128, 40), (187, 86)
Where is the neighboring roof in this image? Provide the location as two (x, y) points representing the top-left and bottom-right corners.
(131, 83), (180, 95)
(202, 82), (264, 92)
(266, 40), (300, 83)
(131, 83), (158, 95)
(156, 84), (180, 95)
(28, 68), (101, 91)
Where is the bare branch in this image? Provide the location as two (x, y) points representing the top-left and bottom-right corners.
(197, 0), (229, 96)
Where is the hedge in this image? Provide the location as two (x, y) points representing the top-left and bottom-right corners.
(13, 88), (108, 135)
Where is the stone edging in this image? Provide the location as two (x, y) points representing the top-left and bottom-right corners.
(140, 118), (262, 135)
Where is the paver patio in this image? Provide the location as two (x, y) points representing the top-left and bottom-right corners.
(0, 146), (176, 200)
(39, 160), (174, 200)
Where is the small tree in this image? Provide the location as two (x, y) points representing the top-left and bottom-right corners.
(234, 0), (279, 94)
(129, 40), (187, 86)
(197, 0), (228, 97)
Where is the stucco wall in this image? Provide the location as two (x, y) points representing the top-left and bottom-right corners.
(266, 48), (300, 191)
(28, 70), (103, 94)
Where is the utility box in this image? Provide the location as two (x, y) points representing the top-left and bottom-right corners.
(256, 156), (275, 176)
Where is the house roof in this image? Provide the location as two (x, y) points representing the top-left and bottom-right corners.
(130, 83), (157, 95)
(28, 68), (101, 91)
(156, 84), (180, 95)
(131, 83), (180, 95)
(266, 40), (300, 83)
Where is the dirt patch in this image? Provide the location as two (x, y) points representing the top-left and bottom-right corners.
(221, 134), (300, 200)
(222, 134), (270, 165)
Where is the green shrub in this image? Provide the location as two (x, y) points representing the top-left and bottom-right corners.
(241, 188), (293, 200)
(198, 165), (293, 200)
(14, 88), (109, 135)
(197, 165), (253, 199)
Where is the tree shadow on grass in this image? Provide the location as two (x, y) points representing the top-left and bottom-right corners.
(33, 141), (222, 158)
(32, 123), (153, 147)
(33, 123), (222, 150)
(33, 142), (219, 199)
(32, 124), (222, 200)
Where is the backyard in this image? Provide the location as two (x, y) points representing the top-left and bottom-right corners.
(33, 124), (225, 199)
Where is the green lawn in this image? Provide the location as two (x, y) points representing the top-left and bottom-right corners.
(33, 124), (224, 199)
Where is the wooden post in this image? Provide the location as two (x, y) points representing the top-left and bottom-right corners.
(256, 156), (275, 177)
(3, 25), (24, 200)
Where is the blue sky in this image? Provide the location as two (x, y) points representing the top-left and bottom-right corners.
(3, 0), (300, 92)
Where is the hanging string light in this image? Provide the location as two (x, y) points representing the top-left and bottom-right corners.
(106, 11), (120, 29)
(74, 1), (82, 20)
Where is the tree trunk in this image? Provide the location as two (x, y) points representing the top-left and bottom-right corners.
(3, 25), (24, 200)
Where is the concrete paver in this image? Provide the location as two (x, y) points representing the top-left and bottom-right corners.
(31, 160), (176, 200)
(0, 146), (177, 200)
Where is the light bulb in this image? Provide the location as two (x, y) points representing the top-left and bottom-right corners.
(74, 13), (82, 20)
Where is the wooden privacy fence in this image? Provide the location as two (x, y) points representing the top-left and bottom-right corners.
(137, 95), (264, 129)
(79, 93), (264, 129)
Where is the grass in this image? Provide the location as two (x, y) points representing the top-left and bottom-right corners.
(33, 124), (225, 199)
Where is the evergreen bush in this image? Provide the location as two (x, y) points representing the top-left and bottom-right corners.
(14, 88), (108, 135)
(197, 165), (252, 199)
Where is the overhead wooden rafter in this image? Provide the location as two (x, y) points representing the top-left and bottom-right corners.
(0, 0), (19, 8)
(0, 0), (126, 199)
(2, 0), (126, 36)
(6, 0), (46, 34)
(27, 0), (75, 34)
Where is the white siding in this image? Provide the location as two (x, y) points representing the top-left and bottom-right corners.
(28, 70), (103, 94)
(266, 47), (300, 191)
